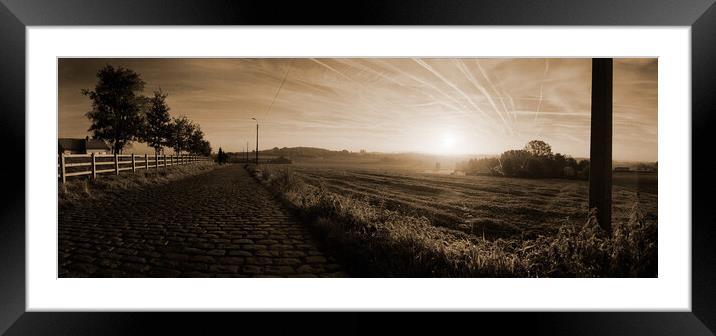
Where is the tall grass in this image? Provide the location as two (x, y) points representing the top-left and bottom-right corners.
(252, 165), (657, 277)
(59, 161), (218, 208)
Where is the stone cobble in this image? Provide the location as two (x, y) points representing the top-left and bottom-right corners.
(58, 165), (346, 277)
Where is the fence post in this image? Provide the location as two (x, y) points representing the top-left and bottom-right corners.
(114, 153), (119, 175)
(132, 155), (136, 173)
(145, 154), (149, 171)
(155, 154), (159, 170)
(59, 153), (66, 184)
(91, 153), (96, 179)
(164, 155), (167, 168)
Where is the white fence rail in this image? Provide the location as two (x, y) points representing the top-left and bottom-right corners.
(58, 153), (210, 183)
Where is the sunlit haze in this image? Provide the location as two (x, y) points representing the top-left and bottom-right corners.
(58, 58), (657, 161)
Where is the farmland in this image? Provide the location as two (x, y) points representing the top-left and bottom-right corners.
(251, 158), (657, 277)
(287, 160), (657, 240)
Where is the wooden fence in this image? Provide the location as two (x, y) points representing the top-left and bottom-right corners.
(58, 153), (210, 183)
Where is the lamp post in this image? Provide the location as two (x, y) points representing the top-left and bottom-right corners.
(252, 118), (258, 165)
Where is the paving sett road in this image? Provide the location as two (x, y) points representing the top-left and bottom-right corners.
(58, 165), (346, 277)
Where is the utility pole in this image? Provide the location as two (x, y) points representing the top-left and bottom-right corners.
(252, 118), (259, 165)
(589, 58), (613, 232)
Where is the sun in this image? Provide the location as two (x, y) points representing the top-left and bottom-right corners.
(440, 132), (458, 151)
(423, 128), (464, 155)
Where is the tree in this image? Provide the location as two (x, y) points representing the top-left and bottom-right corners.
(216, 147), (228, 164)
(498, 149), (531, 176)
(187, 125), (212, 156)
(142, 89), (172, 156)
(198, 140), (212, 157)
(82, 64), (146, 154)
(168, 116), (193, 155)
(524, 140), (552, 157)
(188, 124), (205, 154)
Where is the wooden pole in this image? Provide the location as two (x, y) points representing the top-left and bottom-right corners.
(60, 153), (66, 184)
(114, 153), (119, 175)
(131, 154), (136, 173)
(589, 58), (613, 232)
(145, 154), (149, 171)
(155, 153), (159, 170)
(91, 153), (96, 179)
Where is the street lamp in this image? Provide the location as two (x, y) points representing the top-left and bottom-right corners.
(251, 118), (258, 165)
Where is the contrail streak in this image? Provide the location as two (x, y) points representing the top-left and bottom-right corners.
(471, 60), (514, 123)
(453, 59), (513, 134)
(412, 58), (508, 135)
(375, 59), (498, 135)
(264, 59), (293, 116)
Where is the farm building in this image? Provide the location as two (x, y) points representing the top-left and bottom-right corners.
(613, 166), (631, 172)
(58, 137), (111, 155)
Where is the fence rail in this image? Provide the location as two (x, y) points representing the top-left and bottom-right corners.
(58, 153), (210, 183)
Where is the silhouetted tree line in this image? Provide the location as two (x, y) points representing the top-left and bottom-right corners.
(82, 65), (212, 156)
(457, 140), (590, 179)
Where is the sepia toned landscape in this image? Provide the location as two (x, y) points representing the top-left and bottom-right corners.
(58, 58), (657, 277)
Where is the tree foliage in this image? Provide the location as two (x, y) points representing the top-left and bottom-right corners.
(524, 140), (552, 157)
(167, 116), (194, 155)
(142, 89), (172, 155)
(498, 149), (532, 177)
(216, 147), (229, 164)
(188, 124), (211, 156)
(83, 65), (213, 157)
(459, 140), (589, 179)
(82, 64), (146, 154)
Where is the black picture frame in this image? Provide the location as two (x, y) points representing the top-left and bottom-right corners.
(1, 0), (714, 334)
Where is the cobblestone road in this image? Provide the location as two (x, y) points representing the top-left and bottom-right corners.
(58, 165), (346, 277)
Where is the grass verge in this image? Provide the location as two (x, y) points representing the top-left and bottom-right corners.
(59, 161), (220, 208)
(248, 164), (657, 277)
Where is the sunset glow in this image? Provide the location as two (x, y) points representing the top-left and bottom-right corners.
(58, 58), (657, 161)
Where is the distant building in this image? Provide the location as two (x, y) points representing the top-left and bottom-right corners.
(613, 166), (631, 172)
(58, 137), (111, 155)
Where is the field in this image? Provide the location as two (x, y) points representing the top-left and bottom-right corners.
(289, 160), (658, 240)
(252, 159), (658, 277)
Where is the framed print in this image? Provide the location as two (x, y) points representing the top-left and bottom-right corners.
(1, 0), (714, 335)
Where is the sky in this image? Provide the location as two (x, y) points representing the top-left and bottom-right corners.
(58, 58), (658, 161)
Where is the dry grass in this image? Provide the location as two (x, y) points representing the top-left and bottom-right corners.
(59, 161), (219, 208)
(252, 165), (657, 277)
(287, 164), (657, 240)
